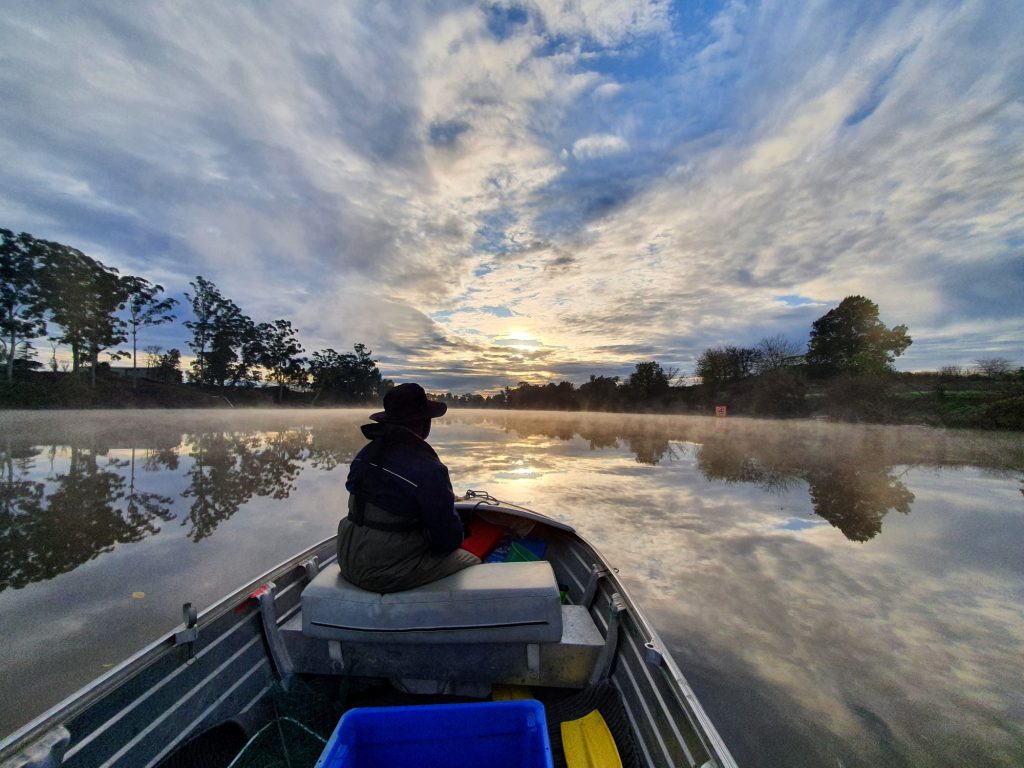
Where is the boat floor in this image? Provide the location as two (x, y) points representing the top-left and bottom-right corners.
(158, 673), (640, 768)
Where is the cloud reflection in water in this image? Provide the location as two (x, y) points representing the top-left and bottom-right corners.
(0, 409), (1021, 766)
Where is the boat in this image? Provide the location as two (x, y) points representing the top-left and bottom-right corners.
(0, 491), (737, 768)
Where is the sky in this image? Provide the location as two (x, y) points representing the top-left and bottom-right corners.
(2, 0), (1022, 393)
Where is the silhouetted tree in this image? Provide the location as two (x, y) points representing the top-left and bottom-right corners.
(754, 334), (802, 374)
(308, 343), (385, 403)
(122, 276), (177, 387)
(153, 348), (182, 383)
(39, 243), (130, 383)
(65, 251), (127, 382)
(184, 277), (256, 386)
(627, 361), (674, 402)
(578, 375), (621, 411)
(938, 365), (965, 379)
(974, 357), (1013, 378)
(183, 276), (226, 385)
(256, 319), (305, 399)
(805, 296), (911, 377)
(1, 229), (47, 383)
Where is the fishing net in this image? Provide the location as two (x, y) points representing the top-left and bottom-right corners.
(228, 676), (347, 768)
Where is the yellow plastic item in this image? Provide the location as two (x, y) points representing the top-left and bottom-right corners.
(492, 685), (533, 701)
(560, 710), (622, 768)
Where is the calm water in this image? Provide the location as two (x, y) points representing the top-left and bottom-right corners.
(1, 409), (1022, 766)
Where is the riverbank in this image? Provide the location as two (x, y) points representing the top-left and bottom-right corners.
(2, 371), (1021, 430)
(0, 374), (288, 409)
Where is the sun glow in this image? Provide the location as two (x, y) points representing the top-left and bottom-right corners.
(504, 330), (541, 351)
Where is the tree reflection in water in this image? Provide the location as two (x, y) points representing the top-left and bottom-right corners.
(693, 437), (916, 541)
(1, 411), (1014, 595)
(805, 468), (914, 541)
(0, 424), (360, 590)
(476, 412), (926, 542)
(0, 440), (174, 592)
(181, 429), (312, 541)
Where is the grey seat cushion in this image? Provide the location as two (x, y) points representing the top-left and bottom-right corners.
(302, 562), (563, 644)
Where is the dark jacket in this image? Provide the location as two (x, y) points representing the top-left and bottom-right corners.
(344, 422), (463, 553)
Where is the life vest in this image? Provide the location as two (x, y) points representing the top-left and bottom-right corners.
(348, 425), (428, 533)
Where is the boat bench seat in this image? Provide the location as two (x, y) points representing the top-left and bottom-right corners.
(301, 561), (563, 644)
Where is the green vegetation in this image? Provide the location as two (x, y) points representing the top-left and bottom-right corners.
(805, 296), (911, 377)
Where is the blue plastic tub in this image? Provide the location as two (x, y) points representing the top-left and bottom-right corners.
(315, 700), (553, 768)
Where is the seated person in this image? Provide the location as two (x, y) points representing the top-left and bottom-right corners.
(337, 383), (479, 593)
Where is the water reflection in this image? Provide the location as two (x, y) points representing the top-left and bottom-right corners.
(694, 440), (916, 541)
(1, 441), (174, 591)
(2, 412), (1020, 596)
(464, 412), (997, 542)
(0, 410), (1021, 766)
(182, 430), (310, 541)
(0, 417), (360, 591)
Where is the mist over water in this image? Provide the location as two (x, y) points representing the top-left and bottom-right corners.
(1, 409), (1021, 766)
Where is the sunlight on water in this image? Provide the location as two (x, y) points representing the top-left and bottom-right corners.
(0, 409), (1021, 767)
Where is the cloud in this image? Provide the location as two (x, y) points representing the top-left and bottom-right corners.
(570, 134), (630, 160)
(528, 0), (672, 47)
(592, 82), (623, 99)
(1, 0), (1021, 389)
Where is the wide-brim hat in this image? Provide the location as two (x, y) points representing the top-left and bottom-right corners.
(370, 382), (447, 423)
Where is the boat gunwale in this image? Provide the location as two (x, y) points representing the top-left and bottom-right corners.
(556, 524), (738, 768)
(0, 536), (337, 759)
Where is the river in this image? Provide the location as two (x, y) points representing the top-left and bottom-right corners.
(0, 409), (1021, 766)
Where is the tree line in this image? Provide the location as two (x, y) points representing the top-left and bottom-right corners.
(432, 297), (917, 413)
(1, 229), (176, 386)
(4, 227), (1017, 421)
(433, 361), (680, 411)
(1, 228), (389, 403)
(435, 297), (1018, 425)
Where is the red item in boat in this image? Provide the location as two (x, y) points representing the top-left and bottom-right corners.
(460, 517), (507, 559)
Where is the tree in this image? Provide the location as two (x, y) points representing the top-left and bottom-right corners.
(347, 343), (386, 401)
(183, 277), (254, 386)
(696, 346), (758, 387)
(153, 348), (182, 383)
(939, 365), (965, 379)
(256, 319), (305, 399)
(213, 308), (258, 387)
(626, 361), (675, 402)
(0, 230), (47, 383)
(753, 334), (802, 375)
(183, 276), (223, 384)
(578, 375), (621, 411)
(805, 296), (911, 377)
(308, 343), (385, 403)
(122, 276), (177, 387)
(39, 243), (129, 385)
(974, 357), (1013, 378)
(143, 345), (163, 369)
